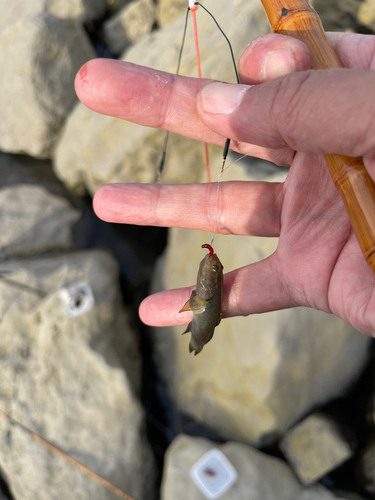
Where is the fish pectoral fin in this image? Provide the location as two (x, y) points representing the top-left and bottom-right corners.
(182, 322), (192, 335)
(179, 300), (192, 313)
(179, 290), (196, 313)
(179, 292), (208, 313)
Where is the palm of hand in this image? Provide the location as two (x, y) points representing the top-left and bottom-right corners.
(274, 150), (374, 334)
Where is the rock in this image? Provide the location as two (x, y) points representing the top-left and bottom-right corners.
(331, 493), (367, 500)
(54, 0), (270, 194)
(0, 153), (81, 259)
(0, 250), (155, 500)
(312, 0), (361, 32)
(104, 0), (155, 55)
(356, 432), (375, 494)
(358, 0), (375, 30)
(0, 184), (80, 259)
(156, 0), (187, 27)
(46, 0), (108, 22)
(280, 413), (353, 485)
(298, 487), (358, 500)
(0, 13), (95, 158)
(161, 434), (351, 500)
(0, 152), (77, 199)
(0, 0), (108, 33)
(150, 162), (371, 445)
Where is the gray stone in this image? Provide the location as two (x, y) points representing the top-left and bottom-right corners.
(0, 250), (154, 500)
(161, 435), (302, 500)
(161, 434), (352, 500)
(104, 0), (155, 55)
(280, 413), (353, 485)
(0, 184), (80, 259)
(54, 0), (270, 193)
(151, 162), (371, 445)
(0, 13), (95, 158)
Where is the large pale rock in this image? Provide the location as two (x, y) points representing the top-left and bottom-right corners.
(54, 0), (270, 193)
(0, 184), (80, 259)
(0, 13), (95, 158)
(280, 413), (353, 485)
(104, 0), (155, 55)
(0, 0), (108, 33)
(151, 164), (371, 445)
(161, 435), (352, 500)
(0, 251), (154, 500)
(156, 0), (186, 27)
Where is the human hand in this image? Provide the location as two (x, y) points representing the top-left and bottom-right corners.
(75, 32), (375, 336)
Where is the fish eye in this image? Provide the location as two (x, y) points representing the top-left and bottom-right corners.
(212, 265), (219, 272)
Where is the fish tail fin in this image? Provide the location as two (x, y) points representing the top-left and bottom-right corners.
(182, 322), (192, 335)
(189, 341), (202, 355)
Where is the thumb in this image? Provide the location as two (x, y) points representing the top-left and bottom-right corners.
(196, 69), (375, 161)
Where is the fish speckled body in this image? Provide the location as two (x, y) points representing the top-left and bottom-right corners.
(179, 246), (223, 355)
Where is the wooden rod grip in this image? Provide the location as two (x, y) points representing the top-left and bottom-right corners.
(261, 0), (375, 274)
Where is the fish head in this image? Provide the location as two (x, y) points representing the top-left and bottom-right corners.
(197, 253), (223, 294)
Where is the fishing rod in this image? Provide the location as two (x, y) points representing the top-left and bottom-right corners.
(261, 0), (375, 275)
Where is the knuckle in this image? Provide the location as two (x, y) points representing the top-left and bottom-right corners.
(270, 71), (315, 150)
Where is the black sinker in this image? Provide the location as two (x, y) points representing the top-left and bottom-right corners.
(281, 7), (289, 17)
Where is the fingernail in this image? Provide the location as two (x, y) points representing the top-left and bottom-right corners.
(261, 49), (296, 81)
(200, 82), (248, 114)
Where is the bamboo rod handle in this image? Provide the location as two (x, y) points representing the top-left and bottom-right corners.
(261, 0), (375, 273)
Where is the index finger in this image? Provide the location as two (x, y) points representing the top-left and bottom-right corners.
(74, 59), (293, 166)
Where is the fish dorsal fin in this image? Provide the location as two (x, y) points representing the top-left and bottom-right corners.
(179, 289), (208, 312)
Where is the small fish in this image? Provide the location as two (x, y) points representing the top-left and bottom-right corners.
(179, 244), (223, 355)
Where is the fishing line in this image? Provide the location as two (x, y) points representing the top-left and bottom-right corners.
(194, 1), (240, 174)
(189, 2), (240, 246)
(158, 4), (211, 181)
(158, 3), (241, 248)
(158, 7), (190, 179)
(159, 2), (240, 182)
(222, 153), (248, 172)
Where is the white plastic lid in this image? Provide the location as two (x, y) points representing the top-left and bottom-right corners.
(58, 283), (94, 317)
(190, 448), (237, 499)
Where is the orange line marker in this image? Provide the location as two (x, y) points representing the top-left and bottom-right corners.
(189, 1), (211, 182)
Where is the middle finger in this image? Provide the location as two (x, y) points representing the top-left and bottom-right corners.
(94, 181), (283, 237)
